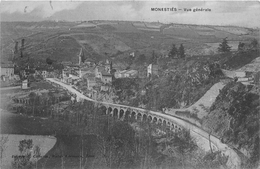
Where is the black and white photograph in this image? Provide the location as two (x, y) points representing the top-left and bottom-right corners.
(0, 0), (259, 169)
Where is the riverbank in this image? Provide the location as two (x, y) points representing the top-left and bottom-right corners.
(0, 87), (99, 169)
(37, 134), (98, 169)
(0, 86), (20, 91)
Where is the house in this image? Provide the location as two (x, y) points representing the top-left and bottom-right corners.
(61, 72), (79, 85)
(101, 83), (111, 92)
(125, 70), (138, 77)
(147, 64), (159, 77)
(86, 77), (96, 90)
(95, 66), (105, 78)
(130, 52), (135, 57)
(61, 61), (73, 67)
(1, 62), (14, 80)
(81, 67), (95, 77)
(104, 59), (112, 73)
(90, 89), (98, 99)
(101, 71), (112, 84)
(21, 79), (29, 89)
(66, 77), (73, 84)
(95, 65), (113, 83)
(221, 69), (246, 78)
(69, 74), (80, 84)
(235, 71), (246, 78)
(254, 71), (260, 85)
(42, 70), (48, 78)
(115, 69), (138, 78)
(115, 70), (127, 78)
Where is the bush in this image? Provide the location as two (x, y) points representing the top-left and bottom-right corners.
(12, 139), (34, 169)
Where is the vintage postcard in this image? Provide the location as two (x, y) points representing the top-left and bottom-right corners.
(0, 1), (259, 169)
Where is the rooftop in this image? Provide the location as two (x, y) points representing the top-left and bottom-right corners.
(87, 77), (96, 81)
(81, 67), (94, 72)
(116, 69), (138, 74)
(97, 66), (106, 72)
(69, 74), (80, 80)
(125, 70), (138, 74)
(83, 73), (95, 80)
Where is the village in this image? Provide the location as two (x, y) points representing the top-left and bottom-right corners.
(1, 47), (260, 99)
(1, 47), (259, 92)
(0, 47), (162, 105)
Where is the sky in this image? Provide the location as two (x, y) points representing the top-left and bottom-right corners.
(1, 0), (260, 28)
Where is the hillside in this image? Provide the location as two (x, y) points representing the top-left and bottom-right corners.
(186, 82), (226, 119)
(202, 82), (260, 168)
(2, 20), (260, 169)
(1, 21), (259, 66)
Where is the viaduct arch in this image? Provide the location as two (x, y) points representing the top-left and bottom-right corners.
(102, 104), (183, 132)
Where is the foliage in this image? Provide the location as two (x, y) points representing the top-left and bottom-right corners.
(196, 151), (228, 169)
(112, 78), (139, 103)
(168, 44), (178, 58)
(134, 54), (146, 65)
(150, 50), (158, 64)
(179, 44), (185, 58)
(168, 130), (197, 155)
(46, 57), (54, 65)
(14, 41), (19, 54)
(208, 82), (260, 168)
(238, 42), (245, 51)
(98, 121), (138, 169)
(52, 63), (64, 70)
(218, 38), (231, 53)
(120, 60), (222, 111)
(251, 39), (258, 49)
(222, 50), (259, 70)
(12, 139), (34, 169)
(142, 125), (199, 169)
(0, 135), (9, 159)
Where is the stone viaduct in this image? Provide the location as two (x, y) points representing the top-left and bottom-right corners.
(101, 103), (183, 133)
(46, 78), (241, 169)
(47, 80), (183, 132)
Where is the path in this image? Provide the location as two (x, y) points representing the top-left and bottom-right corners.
(0, 86), (20, 90)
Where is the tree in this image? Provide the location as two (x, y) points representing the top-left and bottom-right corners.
(151, 50), (157, 64)
(134, 54), (146, 65)
(0, 135), (8, 160)
(179, 44), (185, 58)
(46, 58), (53, 65)
(218, 38), (231, 53)
(21, 39), (25, 49)
(14, 41), (19, 54)
(168, 44), (178, 58)
(99, 121), (137, 169)
(251, 39), (258, 49)
(20, 50), (23, 58)
(12, 139), (34, 169)
(80, 50), (86, 63)
(237, 42), (245, 52)
(197, 151), (228, 169)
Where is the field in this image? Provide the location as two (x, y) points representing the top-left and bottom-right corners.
(214, 26), (250, 35)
